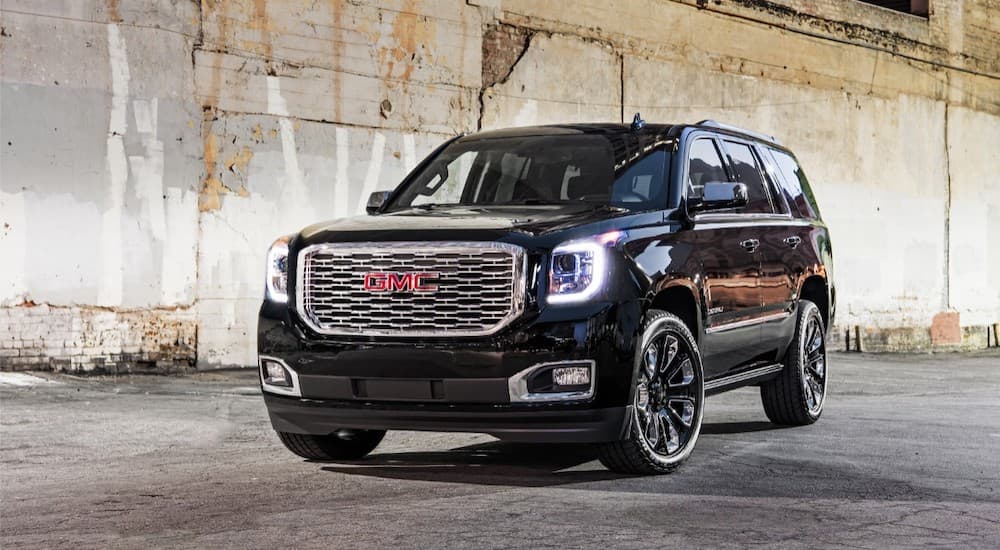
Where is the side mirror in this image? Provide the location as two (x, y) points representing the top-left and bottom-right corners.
(691, 181), (748, 212)
(366, 191), (392, 215)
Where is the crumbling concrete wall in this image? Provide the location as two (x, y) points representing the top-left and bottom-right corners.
(1, 0), (997, 370)
(1, 0), (202, 371)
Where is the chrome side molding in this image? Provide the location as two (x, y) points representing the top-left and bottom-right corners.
(704, 363), (784, 391)
(706, 311), (792, 334)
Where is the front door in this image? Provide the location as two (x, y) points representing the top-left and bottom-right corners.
(696, 221), (764, 377)
(684, 136), (764, 378)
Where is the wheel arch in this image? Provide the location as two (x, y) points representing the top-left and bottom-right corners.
(799, 275), (829, 330)
(649, 282), (702, 346)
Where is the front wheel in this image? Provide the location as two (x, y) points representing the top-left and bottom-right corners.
(599, 310), (705, 475)
(760, 299), (827, 425)
(277, 429), (386, 461)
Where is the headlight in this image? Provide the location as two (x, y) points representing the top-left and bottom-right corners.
(547, 232), (622, 304)
(265, 235), (292, 303)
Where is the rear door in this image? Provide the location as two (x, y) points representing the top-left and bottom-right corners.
(752, 144), (812, 359)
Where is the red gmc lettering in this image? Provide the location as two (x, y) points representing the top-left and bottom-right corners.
(363, 272), (437, 292)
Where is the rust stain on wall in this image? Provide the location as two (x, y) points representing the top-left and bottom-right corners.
(225, 146), (253, 172)
(199, 125), (255, 209)
(198, 0), (234, 212)
(201, 0), (231, 110)
(225, 145), (254, 197)
(106, 0), (122, 23)
(250, 0), (275, 62)
(199, 127), (225, 212)
(378, 0), (435, 82)
(330, 0), (343, 123)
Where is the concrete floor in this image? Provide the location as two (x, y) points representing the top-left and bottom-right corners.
(1, 352), (999, 549)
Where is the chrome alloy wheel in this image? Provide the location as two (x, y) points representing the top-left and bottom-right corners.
(633, 327), (703, 460)
(800, 313), (827, 415)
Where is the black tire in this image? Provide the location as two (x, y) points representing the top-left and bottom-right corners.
(760, 299), (828, 426)
(277, 429), (386, 461)
(599, 310), (705, 475)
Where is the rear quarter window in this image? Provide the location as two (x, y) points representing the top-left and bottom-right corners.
(768, 148), (821, 220)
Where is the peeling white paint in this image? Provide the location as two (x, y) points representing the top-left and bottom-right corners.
(106, 26), (130, 137)
(334, 127), (350, 218)
(129, 98), (167, 240)
(265, 76), (289, 117)
(403, 134), (417, 172)
(356, 132), (387, 212)
(277, 120), (304, 191)
(98, 24), (130, 307)
(266, 76), (309, 213)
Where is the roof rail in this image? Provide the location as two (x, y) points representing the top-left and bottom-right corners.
(694, 120), (780, 145)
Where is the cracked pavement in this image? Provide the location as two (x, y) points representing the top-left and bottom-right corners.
(2, 352), (999, 549)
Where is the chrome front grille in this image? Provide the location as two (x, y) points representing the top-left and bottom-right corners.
(296, 242), (525, 336)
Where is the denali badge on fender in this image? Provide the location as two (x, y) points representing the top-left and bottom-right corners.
(258, 117), (835, 475)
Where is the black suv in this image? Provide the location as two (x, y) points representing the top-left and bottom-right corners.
(258, 118), (834, 474)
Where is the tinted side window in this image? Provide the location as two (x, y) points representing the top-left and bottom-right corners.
(610, 149), (668, 210)
(686, 138), (727, 202)
(770, 149), (821, 219)
(754, 145), (791, 215)
(724, 141), (773, 214)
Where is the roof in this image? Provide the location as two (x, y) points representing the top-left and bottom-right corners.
(460, 121), (783, 148)
(460, 123), (676, 141)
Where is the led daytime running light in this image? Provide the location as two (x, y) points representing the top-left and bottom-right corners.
(265, 236), (291, 303)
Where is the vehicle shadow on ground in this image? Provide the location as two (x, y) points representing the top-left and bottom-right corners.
(320, 441), (619, 487)
(318, 421), (788, 487)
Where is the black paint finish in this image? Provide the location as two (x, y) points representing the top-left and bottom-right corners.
(258, 121), (835, 443)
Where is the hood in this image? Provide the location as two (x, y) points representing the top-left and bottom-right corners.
(298, 204), (639, 245)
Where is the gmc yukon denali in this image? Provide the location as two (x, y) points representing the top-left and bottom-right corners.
(257, 117), (835, 474)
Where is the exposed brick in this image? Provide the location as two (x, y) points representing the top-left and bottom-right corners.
(482, 24), (531, 89)
(0, 306), (196, 373)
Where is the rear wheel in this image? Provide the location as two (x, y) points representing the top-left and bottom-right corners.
(277, 429), (385, 461)
(599, 310), (704, 475)
(760, 299), (827, 425)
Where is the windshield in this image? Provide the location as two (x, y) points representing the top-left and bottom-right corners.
(386, 134), (670, 211)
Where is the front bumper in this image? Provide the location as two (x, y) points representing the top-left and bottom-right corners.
(265, 393), (629, 443)
(257, 298), (643, 443)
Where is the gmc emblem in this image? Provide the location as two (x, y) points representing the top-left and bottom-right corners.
(363, 272), (439, 292)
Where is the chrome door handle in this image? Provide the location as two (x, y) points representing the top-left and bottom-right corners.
(740, 239), (760, 253)
(783, 236), (802, 248)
